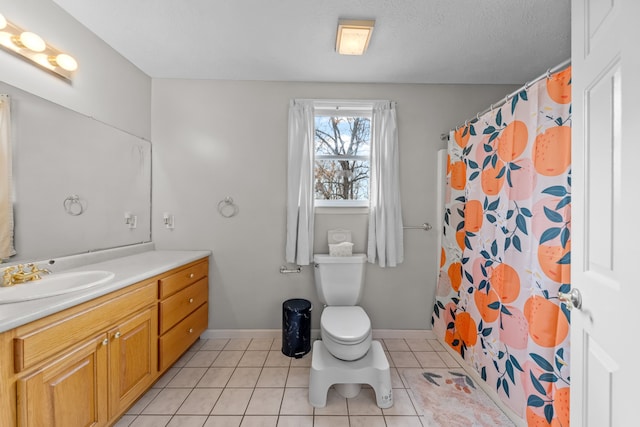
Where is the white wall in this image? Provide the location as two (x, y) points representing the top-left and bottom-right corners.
(151, 80), (518, 330)
(0, 0), (151, 139)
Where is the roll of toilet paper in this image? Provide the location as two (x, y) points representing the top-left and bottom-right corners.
(329, 242), (354, 256)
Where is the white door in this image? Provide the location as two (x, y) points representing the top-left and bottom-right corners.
(571, 0), (640, 425)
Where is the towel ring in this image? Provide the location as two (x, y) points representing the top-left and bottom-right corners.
(63, 195), (85, 216)
(217, 197), (239, 218)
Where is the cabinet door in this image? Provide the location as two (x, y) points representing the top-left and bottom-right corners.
(108, 305), (158, 418)
(17, 334), (108, 427)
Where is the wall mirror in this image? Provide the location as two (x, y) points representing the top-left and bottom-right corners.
(1, 81), (151, 262)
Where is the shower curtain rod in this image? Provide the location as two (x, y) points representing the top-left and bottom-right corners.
(441, 58), (571, 141)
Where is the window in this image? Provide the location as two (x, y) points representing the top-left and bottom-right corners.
(313, 103), (372, 207)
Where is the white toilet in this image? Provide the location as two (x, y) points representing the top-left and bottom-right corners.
(308, 253), (393, 408)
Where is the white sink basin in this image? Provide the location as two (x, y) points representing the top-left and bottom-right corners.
(0, 270), (115, 304)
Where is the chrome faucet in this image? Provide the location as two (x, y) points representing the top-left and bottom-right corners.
(2, 263), (51, 287)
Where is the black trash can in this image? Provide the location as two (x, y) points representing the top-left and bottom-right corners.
(282, 298), (312, 358)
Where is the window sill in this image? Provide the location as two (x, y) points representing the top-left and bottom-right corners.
(315, 206), (369, 215)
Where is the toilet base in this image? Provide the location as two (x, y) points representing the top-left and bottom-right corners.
(309, 340), (393, 409)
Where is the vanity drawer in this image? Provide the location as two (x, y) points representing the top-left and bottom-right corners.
(159, 278), (208, 334)
(158, 302), (208, 371)
(158, 259), (208, 299)
(14, 281), (157, 373)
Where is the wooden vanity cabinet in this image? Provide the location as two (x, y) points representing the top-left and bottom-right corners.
(17, 333), (109, 426)
(0, 256), (209, 427)
(158, 259), (209, 371)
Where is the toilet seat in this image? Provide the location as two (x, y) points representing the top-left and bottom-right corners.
(321, 306), (372, 361)
(321, 306), (371, 344)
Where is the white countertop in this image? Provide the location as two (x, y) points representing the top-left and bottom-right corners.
(0, 248), (211, 333)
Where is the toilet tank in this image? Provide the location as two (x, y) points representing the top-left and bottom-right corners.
(313, 254), (367, 305)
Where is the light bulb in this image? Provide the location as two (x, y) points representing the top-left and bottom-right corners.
(0, 14), (7, 30)
(19, 31), (46, 52)
(54, 53), (78, 71)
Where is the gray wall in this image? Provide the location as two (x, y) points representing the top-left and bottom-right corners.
(151, 80), (518, 330)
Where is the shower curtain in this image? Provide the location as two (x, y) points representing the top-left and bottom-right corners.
(432, 67), (571, 425)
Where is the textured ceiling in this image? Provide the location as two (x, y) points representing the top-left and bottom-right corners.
(51, 0), (571, 84)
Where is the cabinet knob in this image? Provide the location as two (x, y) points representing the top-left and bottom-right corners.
(188, 328), (193, 334)
(102, 338), (109, 346)
(189, 298), (194, 303)
(114, 331), (121, 339)
(189, 273), (194, 279)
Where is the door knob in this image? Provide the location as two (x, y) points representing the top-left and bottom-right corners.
(558, 288), (582, 310)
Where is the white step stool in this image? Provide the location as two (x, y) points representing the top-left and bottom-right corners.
(308, 340), (393, 408)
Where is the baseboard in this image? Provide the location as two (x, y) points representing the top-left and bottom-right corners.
(436, 337), (526, 427)
(202, 328), (435, 341)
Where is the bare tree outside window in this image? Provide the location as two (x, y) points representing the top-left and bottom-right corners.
(314, 115), (370, 202)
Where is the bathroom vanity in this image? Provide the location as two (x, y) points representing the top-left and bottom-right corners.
(0, 249), (210, 427)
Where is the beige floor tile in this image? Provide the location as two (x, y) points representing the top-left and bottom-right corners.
(227, 367), (262, 388)
(186, 351), (221, 368)
(414, 351), (447, 368)
(127, 388), (160, 414)
(167, 415), (208, 427)
(177, 388), (223, 415)
(129, 415), (172, 426)
(256, 367), (289, 388)
(290, 353), (312, 367)
(265, 350), (291, 367)
(383, 339), (411, 351)
(428, 339), (447, 352)
(167, 367), (208, 388)
(438, 351), (461, 367)
(238, 350), (268, 367)
(112, 414), (136, 426)
(142, 388), (191, 414)
(313, 388), (347, 415)
(389, 351), (421, 368)
(153, 367), (180, 388)
(248, 338), (274, 350)
(314, 415), (349, 427)
(245, 388), (285, 415)
(390, 367), (405, 389)
(197, 367), (235, 388)
(346, 388), (383, 416)
(285, 367), (310, 387)
(225, 338), (252, 351)
(201, 339), (229, 351)
(383, 389), (417, 416)
(210, 388), (253, 415)
(173, 350), (196, 367)
(280, 388), (314, 415)
(204, 415), (242, 427)
(240, 415), (278, 427)
(384, 415), (424, 426)
(384, 351), (395, 367)
(271, 338), (283, 351)
(405, 338), (434, 352)
(349, 415), (386, 427)
(276, 415), (313, 427)
(189, 339), (206, 351)
(212, 351), (244, 367)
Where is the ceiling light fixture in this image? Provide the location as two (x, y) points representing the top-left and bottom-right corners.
(0, 13), (78, 80)
(336, 19), (375, 56)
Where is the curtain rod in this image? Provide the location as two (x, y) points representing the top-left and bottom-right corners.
(441, 58), (571, 141)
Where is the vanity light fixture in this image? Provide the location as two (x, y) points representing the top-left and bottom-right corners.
(336, 19), (375, 55)
(0, 13), (78, 80)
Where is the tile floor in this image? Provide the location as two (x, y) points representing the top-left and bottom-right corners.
(114, 336), (461, 427)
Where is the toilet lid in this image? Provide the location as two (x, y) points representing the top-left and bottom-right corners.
(321, 306), (371, 344)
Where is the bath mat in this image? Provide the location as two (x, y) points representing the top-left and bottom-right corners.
(401, 368), (515, 426)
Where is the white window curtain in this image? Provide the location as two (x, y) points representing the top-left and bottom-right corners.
(0, 94), (15, 260)
(367, 101), (404, 267)
(285, 100), (315, 265)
